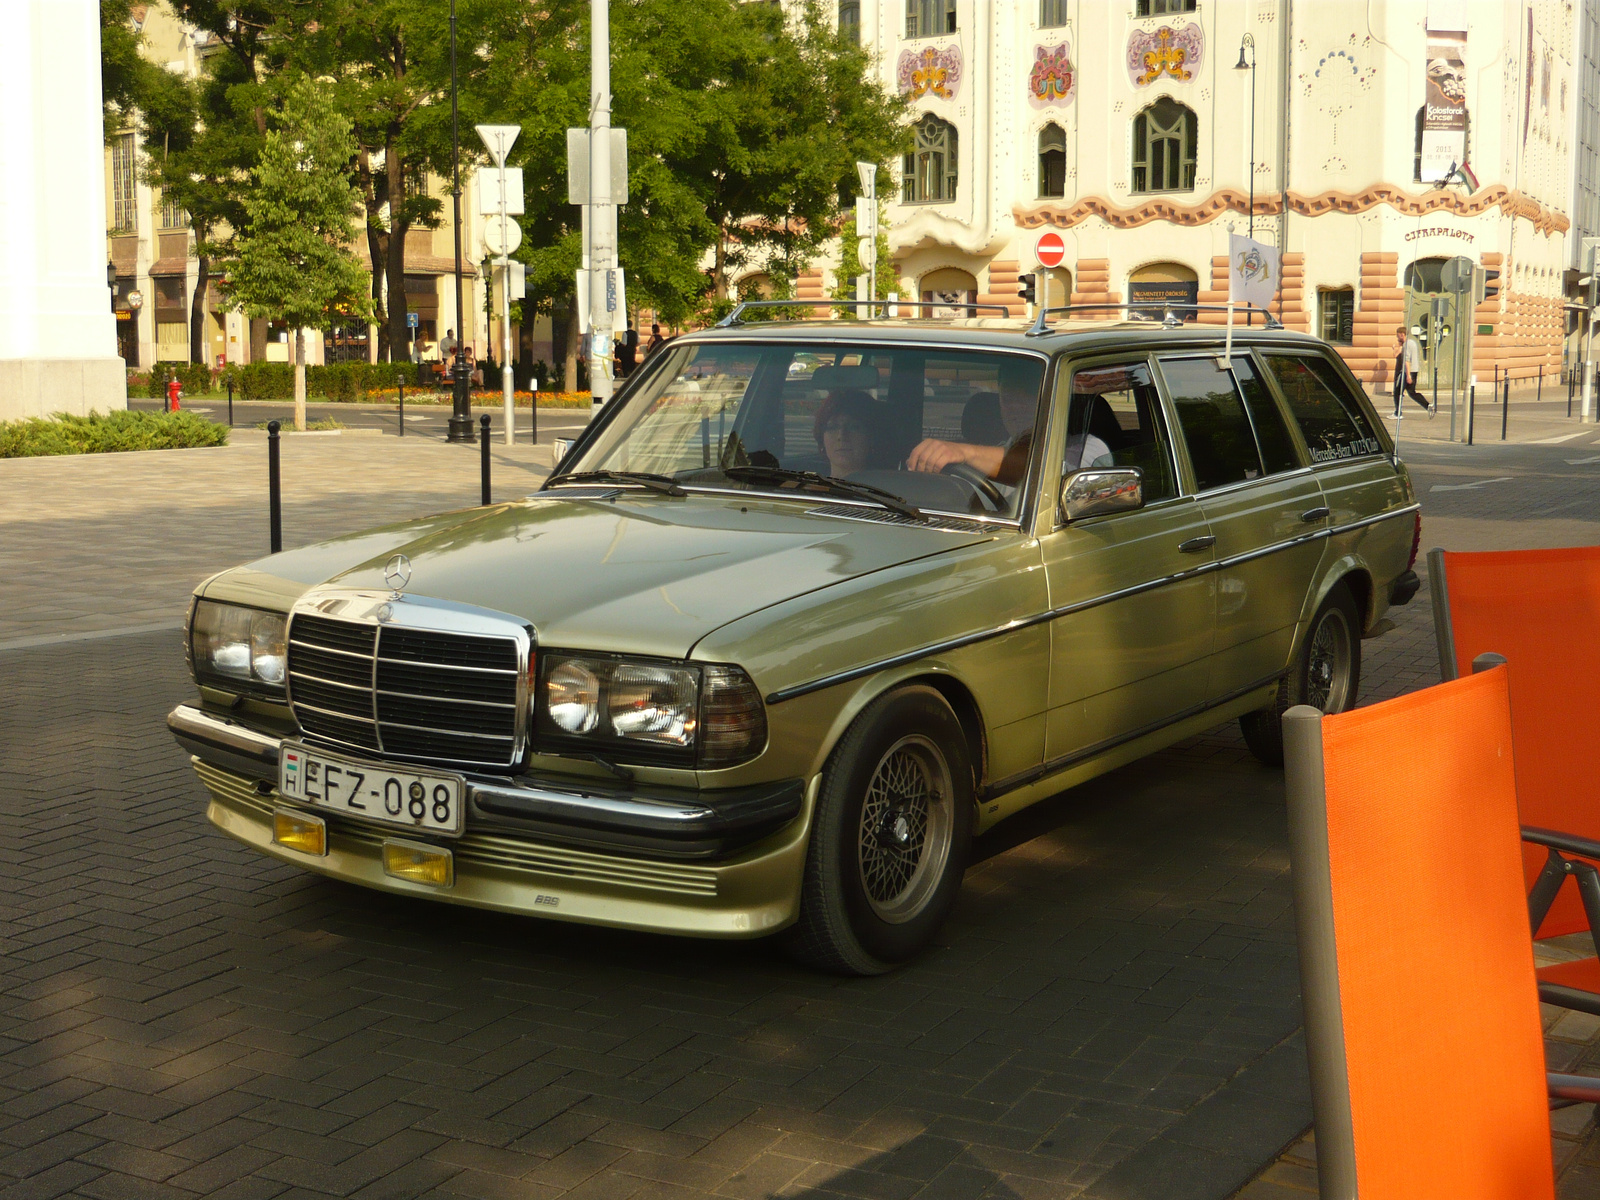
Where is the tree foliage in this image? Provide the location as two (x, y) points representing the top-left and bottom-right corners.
(100, 0), (150, 140)
(222, 77), (372, 426)
(104, 0), (908, 359)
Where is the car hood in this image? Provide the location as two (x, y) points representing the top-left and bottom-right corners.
(221, 492), (994, 659)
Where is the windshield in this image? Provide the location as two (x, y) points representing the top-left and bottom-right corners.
(560, 341), (1047, 519)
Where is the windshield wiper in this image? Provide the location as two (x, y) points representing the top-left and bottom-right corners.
(552, 470), (687, 497)
(720, 466), (923, 520)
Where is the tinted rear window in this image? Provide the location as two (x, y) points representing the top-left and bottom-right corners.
(1262, 354), (1383, 464)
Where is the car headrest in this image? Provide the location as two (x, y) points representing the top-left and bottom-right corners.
(811, 365), (881, 391)
(961, 392), (1007, 444)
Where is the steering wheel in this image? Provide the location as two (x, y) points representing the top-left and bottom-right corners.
(941, 461), (1008, 512)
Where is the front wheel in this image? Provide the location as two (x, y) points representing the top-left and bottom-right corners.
(1240, 582), (1363, 767)
(785, 686), (973, 975)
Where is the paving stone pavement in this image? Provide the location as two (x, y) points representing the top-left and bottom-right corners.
(1, 436), (1598, 1200)
(0, 433), (555, 647)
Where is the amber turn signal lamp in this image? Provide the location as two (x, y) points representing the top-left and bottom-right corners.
(382, 840), (453, 887)
(272, 808), (327, 856)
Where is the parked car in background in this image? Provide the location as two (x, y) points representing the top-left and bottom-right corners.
(169, 307), (1420, 974)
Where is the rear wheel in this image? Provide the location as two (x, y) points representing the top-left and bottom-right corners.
(785, 686), (973, 975)
(1240, 581), (1363, 767)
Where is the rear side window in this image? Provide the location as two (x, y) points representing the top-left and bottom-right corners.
(1231, 357), (1301, 475)
(1159, 357), (1264, 492)
(1262, 354), (1383, 464)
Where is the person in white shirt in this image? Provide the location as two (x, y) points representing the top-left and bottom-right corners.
(1393, 326), (1433, 417)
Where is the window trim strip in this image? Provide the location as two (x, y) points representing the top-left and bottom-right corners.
(763, 503), (1420, 706)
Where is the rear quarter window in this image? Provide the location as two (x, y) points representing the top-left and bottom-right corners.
(1262, 353), (1384, 465)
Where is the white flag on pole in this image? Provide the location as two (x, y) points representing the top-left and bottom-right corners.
(1228, 233), (1278, 313)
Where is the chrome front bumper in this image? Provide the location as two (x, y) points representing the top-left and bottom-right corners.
(167, 704), (805, 860)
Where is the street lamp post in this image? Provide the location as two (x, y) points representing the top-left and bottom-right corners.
(1235, 34), (1256, 240)
(446, 0), (473, 443)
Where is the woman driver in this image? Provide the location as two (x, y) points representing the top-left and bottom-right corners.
(814, 390), (891, 479)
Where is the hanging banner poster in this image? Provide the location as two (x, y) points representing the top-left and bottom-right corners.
(1421, 39), (1467, 183)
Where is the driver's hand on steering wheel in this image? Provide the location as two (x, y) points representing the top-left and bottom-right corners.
(908, 438), (1005, 479)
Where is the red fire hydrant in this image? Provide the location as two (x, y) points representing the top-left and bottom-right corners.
(166, 377), (181, 412)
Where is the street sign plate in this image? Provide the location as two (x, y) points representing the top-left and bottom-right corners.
(406, 311), (419, 329)
(483, 213), (522, 256)
(474, 124), (521, 168)
(475, 167), (524, 215)
(1036, 231), (1067, 269)
(1439, 255), (1474, 291)
(566, 128), (629, 206)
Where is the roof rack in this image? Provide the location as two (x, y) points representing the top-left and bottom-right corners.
(715, 298), (1013, 327)
(1026, 302), (1283, 336)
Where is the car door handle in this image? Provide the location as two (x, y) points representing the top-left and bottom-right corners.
(1301, 506), (1332, 523)
(1178, 535), (1216, 554)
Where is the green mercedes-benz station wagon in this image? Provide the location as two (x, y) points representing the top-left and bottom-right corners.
(169, 310), (1421, 974)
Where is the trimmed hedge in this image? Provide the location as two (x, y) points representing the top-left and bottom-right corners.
(146, 362), (215, 399)
(220, 361), (415, 401)
(0, 410), (229, 458)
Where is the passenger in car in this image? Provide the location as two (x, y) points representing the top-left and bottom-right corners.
(815, 390), (893, 479)
(906, 358), (1043, 485)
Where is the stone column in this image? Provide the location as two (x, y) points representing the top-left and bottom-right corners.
(0, 0), (128, 419)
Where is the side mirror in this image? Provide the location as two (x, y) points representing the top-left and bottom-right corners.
(1059, 467), (1143, 523)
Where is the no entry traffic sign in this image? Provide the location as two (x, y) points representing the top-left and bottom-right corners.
(1036, 231), (1067, 269)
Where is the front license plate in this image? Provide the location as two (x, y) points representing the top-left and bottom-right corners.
(278, 741), (465, 837)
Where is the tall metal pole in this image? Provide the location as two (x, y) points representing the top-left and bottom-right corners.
(588, 0), (614, 415)
(446, 0), (472, 443)
(1245, 36), (1256, 239)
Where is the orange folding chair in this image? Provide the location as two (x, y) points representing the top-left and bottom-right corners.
(1283, 667), (1600, 1199)
(1431, 545), (1600, 1014)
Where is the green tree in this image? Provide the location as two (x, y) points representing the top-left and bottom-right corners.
(100, 0), (150, 140)
(829, 201), (900, 318)
(469, 0), (906, 339)
(222, 76), (372, 428)
(297, 0), (468, 363)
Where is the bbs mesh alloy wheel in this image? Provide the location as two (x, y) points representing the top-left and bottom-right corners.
(786, 686), (973, 975)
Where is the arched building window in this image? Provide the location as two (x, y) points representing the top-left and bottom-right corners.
(1038, 124), (1066, 198)
(838, 0), (859, 43)
(903, 114), (958, 204)
(1132, 98), (1197, 194)
(1040, 0), (1067, 27)
(919, 267), (979, 318)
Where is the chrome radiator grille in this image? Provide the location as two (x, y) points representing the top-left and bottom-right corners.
(287, 612), (524, 769)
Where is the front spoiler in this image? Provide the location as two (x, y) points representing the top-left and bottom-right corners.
(168, 703), (804, 860)
(193, 758), (811, 938)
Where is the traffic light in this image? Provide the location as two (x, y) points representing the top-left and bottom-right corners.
(1018, 273), (1037, 305)
(1476, 268), (1500, 304)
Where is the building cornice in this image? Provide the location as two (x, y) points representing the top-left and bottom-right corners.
(1013, 184), (1571, 237)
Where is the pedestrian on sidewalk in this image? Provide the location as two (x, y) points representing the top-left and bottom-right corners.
(1393, 325), (1432, 417)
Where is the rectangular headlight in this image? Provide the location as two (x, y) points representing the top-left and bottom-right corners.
(537, 655), (766, 768)
(190, 599), (288, 693)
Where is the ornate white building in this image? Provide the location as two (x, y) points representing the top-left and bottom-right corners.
(784, 0), (1586, 396)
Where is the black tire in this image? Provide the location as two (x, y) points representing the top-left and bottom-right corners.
(1240, 581), (1363, 767)
(785, 686), (974, 975)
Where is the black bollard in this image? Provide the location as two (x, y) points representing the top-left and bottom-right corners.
(1538, 367), (1543, 406)
(1468, 381), (1476, 445)
(227, 378), (234, 427)
(480, 414), (491, 505)
(1502, 373), (1510, 441)
(397, 374), (405, 438)
(267, 420), (282, 553)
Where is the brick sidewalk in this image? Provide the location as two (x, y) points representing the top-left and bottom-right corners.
(0, 434), (554, 647)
